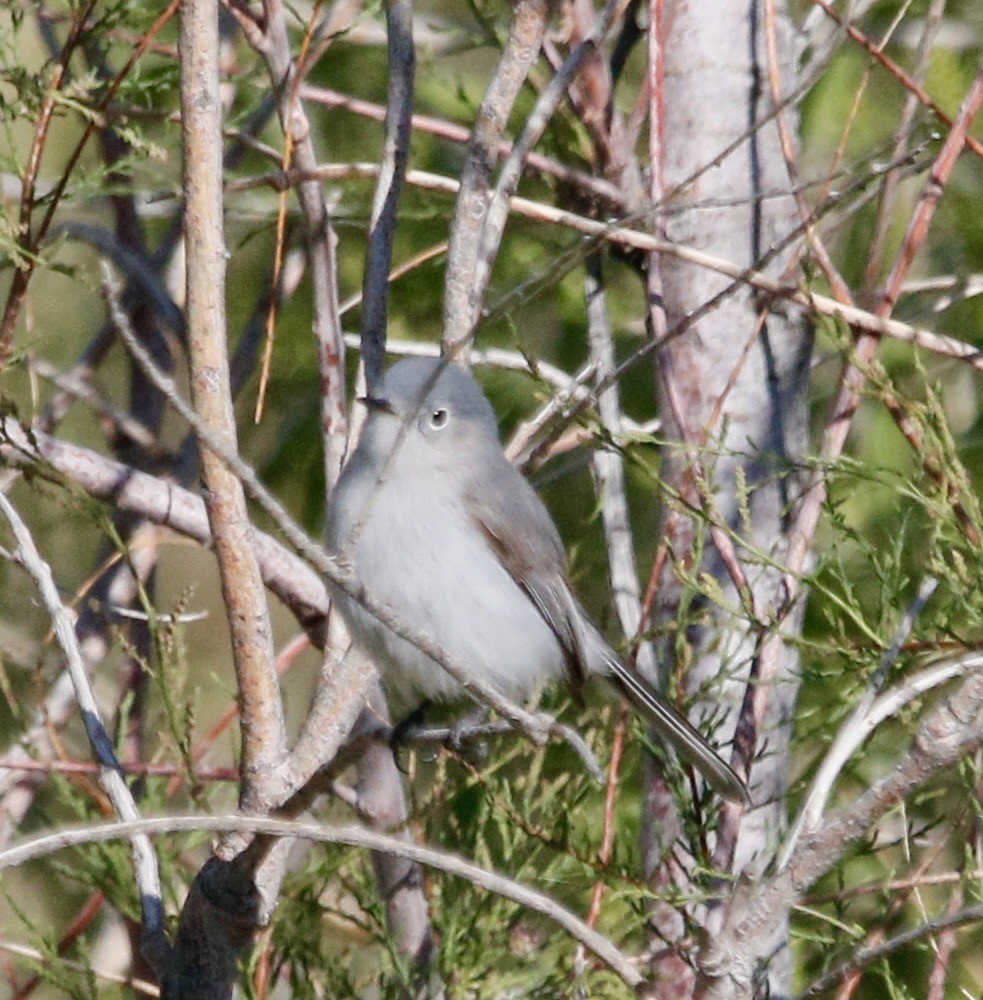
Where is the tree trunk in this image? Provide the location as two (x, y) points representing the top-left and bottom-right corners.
(646, 2), (812, 994)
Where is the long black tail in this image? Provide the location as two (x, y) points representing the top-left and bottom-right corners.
(605, 655), (748, 803)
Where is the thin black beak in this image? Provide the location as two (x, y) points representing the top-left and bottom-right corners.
(357, 395), (396, 415)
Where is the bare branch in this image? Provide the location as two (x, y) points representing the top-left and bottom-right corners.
(257, 0), (348, 485)
(584, 255), (655, 673)
(0, 493), (169, 975)
(299, 83), (625, 206)
(703, 671), (983, 996)
(442, 0), (548, 350)
(798, 902), (983, 999)
(780, 578), (941, 866)
(0, 419), (330, 638)
(353, 688), (432, 966)
(178, 0), (287, 801)
(459, 0), (632, 354)
(359, 0), (415, 393)
(231, 162), (983, 374)
(806, 0), (983, 163)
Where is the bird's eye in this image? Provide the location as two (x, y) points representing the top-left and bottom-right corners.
(428, 407), (449, 430)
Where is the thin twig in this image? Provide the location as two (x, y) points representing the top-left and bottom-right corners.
(0, 0), (101, 365)
(749, 68), (983, 829)
(230, 162), (983, 374)
(782, 642), (983, 873)
(257, 0), (348, 486)
(299, 83), (624, 206)
(0, 0), (180, 366)
(798, 902), (983, 999)
(0, 939), (159, 998)
(806, 0), (983, 162)
(861, 0), (946, 301)
(0, 493), (168, 972)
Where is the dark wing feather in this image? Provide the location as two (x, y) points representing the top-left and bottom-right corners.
(465, 459), (590, 699)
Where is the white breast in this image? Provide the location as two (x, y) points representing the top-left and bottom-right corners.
(329, 459), (564, 713)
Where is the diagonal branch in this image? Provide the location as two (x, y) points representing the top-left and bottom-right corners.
(701, 670), (983, 997)
(456, 0), (632, 355)
(0, 493), (170, 978)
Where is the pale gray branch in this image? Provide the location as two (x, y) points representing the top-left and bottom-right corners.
(442, 0), (548, 349)
(702, 671), (983, 996)
(584, 254), (654, 674)
(780, 578), (940, 866)
(463, 0), (632, 352)
(797, 901), (983, 998)
(230, 162), (983, 374)
(0, 492), (169, 973)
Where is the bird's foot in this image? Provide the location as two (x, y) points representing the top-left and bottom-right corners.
(389, 701), (431, 772)
(445, 706), (490, 753)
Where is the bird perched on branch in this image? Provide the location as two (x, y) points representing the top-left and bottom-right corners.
(327, 357), (746, 803)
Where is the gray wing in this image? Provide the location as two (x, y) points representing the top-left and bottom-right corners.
(465, 458), (591, 699)
(466, 457), (748, 803)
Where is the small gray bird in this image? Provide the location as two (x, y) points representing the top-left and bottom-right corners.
(327, 358), (746, 803)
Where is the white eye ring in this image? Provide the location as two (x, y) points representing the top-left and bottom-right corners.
(428, 407), (449, 430)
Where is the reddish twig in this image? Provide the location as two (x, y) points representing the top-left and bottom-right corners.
(808, 0), (983, 163)
(861, 0), (947, 301)
(254, 0), (323, 423)
(750, 67), (983, 782)
(586, 705), (629, 931)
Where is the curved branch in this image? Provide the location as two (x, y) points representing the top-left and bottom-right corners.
(0, 814), (644, 989)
